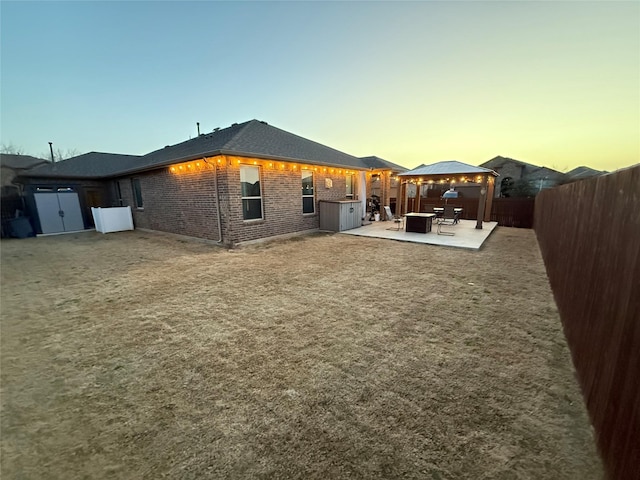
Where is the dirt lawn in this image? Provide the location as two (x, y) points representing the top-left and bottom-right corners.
(1, 228), (601, 479)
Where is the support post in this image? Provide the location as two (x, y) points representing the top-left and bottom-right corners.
(476, 175), (489, 229)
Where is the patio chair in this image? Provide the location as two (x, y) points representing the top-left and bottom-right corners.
(436, 205), (457, 236)
(423, 204), (437, 215)
(383, 205), (404, 231)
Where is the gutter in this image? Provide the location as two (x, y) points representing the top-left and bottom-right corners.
(202, 157), (224, 244)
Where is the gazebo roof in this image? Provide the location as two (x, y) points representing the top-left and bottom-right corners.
(399, 161), (498, 177)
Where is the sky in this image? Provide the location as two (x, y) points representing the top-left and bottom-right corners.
(1, 1), (638, 173)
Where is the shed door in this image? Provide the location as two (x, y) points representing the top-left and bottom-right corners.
(34, 193), (65, 234)
(57, 192), (84, 231)
(34, 192), (84, 234)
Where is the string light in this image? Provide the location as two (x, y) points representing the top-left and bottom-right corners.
(169, 159), (374, 176)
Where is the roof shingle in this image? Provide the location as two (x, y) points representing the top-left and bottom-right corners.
(399, 161), (498, 177)
(23, 152), (144, 179)
(20, 120), (409, 179)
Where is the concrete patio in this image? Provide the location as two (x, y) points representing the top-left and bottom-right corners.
(340, 218), (499, 250)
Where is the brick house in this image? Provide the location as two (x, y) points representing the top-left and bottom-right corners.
(480, 156), (566, 197)
(17, 120), (406, 245)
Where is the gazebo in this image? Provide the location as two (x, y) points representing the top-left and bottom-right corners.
(396, 161), (499, 229)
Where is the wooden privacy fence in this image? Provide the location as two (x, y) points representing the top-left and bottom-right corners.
(410, 197), (535, 228)
(534, 165), (640, 480)
(490, 198), (534, 228)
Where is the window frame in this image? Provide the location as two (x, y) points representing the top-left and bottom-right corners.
(240, 165), (264, 221)
(346, 174), (354, 199)
(301, 169), (315, 214)
(131, 178), (144, 209)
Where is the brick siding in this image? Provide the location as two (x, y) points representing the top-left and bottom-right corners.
(119, 166), (221, 242)
(117, 155), (373, 246)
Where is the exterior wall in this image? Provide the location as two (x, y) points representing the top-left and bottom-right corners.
(492, 162), (526, 197)
(489, 160), (566, 197)
(118, 155), (367, 246)
(117, 163), (221, 242)
(223, 155), (355, 245)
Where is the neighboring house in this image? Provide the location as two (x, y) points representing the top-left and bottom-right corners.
(565, 166), (607, 181)
(481, 156), (568, 197)
(15, 120), (407, 245)
(1, 154), (50, 229)
(1, 153), (49, 188)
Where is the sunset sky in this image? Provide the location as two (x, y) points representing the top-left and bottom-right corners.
(1, 1), (638, 172)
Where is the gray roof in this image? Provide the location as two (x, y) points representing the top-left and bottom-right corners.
(23, 152), (144, 179)
(1, 154), (49, 170)
(399, 161), (498, 177)
(566, 165), (606, 179)
(481, 156), (565, 177)
(480, 155), (526, 169)
(21, 120), (384, 179)
(360, 156), (408, 172)
(131, 120), (368, 172)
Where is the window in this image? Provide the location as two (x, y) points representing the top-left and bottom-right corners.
(116, 181), (124, 206)
(302, 170), (314, 214)
(346, 175), (354, 199)
(240, 165), (263, 220)
(132, 178), (143, 208)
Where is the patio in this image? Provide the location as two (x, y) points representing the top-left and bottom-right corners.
(340, 218), (499, 250)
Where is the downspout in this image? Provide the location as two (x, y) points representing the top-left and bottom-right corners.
(203, 157), (224, 244)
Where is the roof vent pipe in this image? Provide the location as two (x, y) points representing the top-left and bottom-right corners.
(48, 142), (55, 163)
(197, 122), (200, 136)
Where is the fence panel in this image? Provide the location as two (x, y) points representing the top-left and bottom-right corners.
(413, 196), (535, 226)
(491, 198), (535, 228)
(534, 165), (640, 480)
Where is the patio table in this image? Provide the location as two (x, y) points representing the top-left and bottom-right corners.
(433, 207), (463, 224)
(405, 213), (436, 233)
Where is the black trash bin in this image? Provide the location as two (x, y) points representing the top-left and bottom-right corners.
(8, 217), (35, 238)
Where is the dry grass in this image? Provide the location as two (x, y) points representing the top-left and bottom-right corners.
(1, 228), (601, 479)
